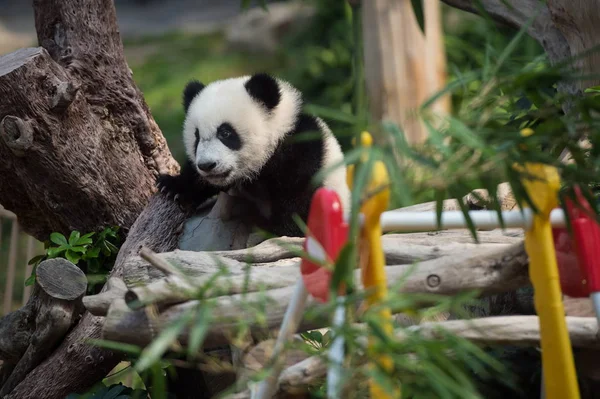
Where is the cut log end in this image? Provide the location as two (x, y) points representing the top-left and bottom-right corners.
(36, 258), (87, 300)
(0, 47), (44, 76)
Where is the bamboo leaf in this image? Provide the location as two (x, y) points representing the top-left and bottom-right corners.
(135, 309), (194, 372)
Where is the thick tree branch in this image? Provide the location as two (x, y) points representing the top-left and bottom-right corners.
(441, 0), (571, 64)
(442, 0), (600, 94)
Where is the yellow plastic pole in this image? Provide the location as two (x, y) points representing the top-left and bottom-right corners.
(348, 132), (398, 398)
(519, 130), (580, 399)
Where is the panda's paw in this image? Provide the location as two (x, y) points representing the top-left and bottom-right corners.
(157, 174), (186, 201)
(156, 174), (198, 210)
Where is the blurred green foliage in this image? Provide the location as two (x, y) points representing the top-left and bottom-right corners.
(125, 32), (287, 161)
(102, 4), (570, 398)
(125, 2), (547, 165)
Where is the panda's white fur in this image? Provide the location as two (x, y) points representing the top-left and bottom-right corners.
(183, 75), (303, 187)
(315, 117), (351, 213)
(157, 73), (350, 237)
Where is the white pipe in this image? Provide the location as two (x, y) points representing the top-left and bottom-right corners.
(347, 208), (566, 233)
(590, 292), (600, 327)
(252, 279), (309, 399)
(327, 297), (346, 399)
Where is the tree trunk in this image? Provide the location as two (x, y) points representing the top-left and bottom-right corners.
(0, 0), (178, 240)
(5, 196), (190, 399)
(362, 0), (450, 144)
(0, 0), (181, 397)
(441, 0), (600, 94)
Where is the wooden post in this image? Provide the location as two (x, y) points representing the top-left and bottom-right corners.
(362, 0), (450, 144)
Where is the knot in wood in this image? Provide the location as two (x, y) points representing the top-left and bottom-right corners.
(51, 81), (79, 113)
(426, 274), (441, 288)
(0, 116), (33, 157)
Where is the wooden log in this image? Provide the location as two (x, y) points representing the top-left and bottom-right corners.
(0, 258), (88, 396)
(81, 278), (128, 317)
(35, 259), (87, 301)
(5, 195), (191, 399)
(114, 236), (519, 311)
(101, 242), (529, 348)
(227, 316), (600, 398)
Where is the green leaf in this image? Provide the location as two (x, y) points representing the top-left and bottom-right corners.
(410, 0), (425, 34)
(50, 232), (68, 247)
(187, 306), (212, 359)
(69, 246), (88, 254)
(65, 250), (82, 264)
(47, 247), (66, 258)
(150, 363), (166, 399)
(489, 8), (536, 77)
(28, 255), (45, 266)
(304, 103), (357, 125)
(446, 116), (486, 149)
(81, 231), (95, 240)
(135, 309), (194, 372)
(108, 241), (120, 253)
(102, 384), (126, 399)
(101, 242), (112, 256)
(87, 258), (100, 273)
(330, 242), (355, 296)
(104, 241), (120, 255)
(449, 186), (479, 243)
(86, 338), (142, 356)
(76, 237), (94, 246)
(84, 246), (101, 259)
(69, 231), (81, 246)
(24, 273), (36, 287)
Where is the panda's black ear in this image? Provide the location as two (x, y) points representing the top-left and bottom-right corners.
(244, 73), (281, 111)
(183, 80), (205, 112)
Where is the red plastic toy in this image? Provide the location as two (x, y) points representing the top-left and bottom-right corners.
(554, 186), (600, 297)
(300, 188), (348, 303)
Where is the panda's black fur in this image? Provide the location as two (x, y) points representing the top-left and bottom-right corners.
(157, 73), (349, 237)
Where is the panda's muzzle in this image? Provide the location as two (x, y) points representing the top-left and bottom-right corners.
(197, 161), (217, 172)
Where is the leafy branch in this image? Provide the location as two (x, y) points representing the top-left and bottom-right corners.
(27, 226), (122, 292)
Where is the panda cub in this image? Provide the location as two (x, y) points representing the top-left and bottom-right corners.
(157, 73), (350, 237)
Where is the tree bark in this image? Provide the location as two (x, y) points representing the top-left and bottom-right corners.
(441, 0), (600, 94)
(0, 0), (182, 396)
(0, 0), (178, 240)
(5, 195), (190, 399)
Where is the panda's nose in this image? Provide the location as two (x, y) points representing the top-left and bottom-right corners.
(197, 162), (217, 172)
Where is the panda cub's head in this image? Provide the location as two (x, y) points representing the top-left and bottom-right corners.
(182, 73), (302, 188)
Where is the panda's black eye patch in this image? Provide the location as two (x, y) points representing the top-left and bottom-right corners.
(193, 128), (200, 154)
(217, 123), (241, 150)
